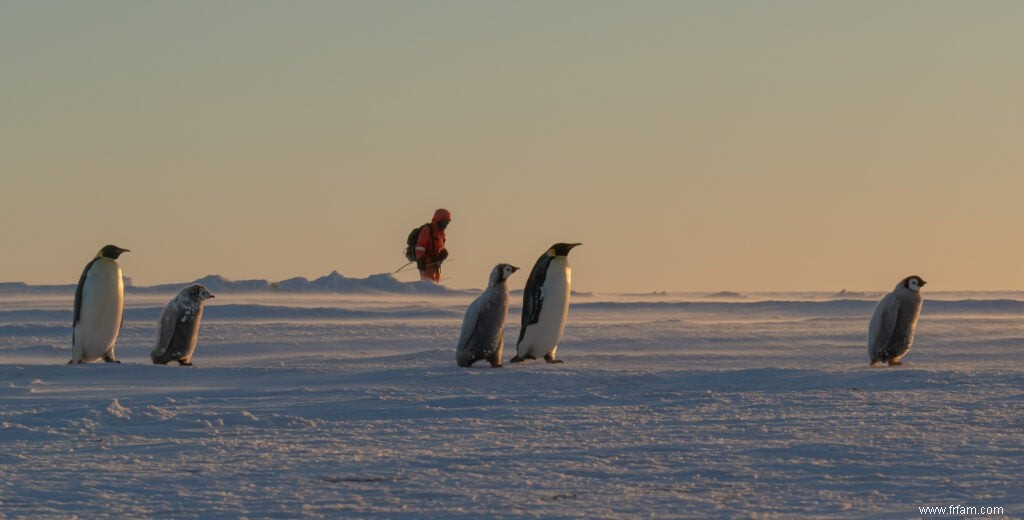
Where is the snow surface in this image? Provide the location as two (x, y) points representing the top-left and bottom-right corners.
(1, 289), (1022, 518)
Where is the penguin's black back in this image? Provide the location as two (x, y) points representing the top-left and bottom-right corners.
(518, 254), (553, 344)
(72, 257), (99, 329)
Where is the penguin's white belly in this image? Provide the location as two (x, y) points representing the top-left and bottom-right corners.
(75, 263), (124, 361)
(519, 266), (571, 357)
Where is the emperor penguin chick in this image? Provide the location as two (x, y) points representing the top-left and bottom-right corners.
(456, 263), (519, 368)
(868, 275), (926, 366)
(151, 284), (215, 366)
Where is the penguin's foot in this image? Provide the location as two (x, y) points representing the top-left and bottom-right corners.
(179, 361), (194, 367)
(869, 359), (880, 367)
(544, 354), (564, 364)
(103, 357), (121, 364)
(486, 353), (502, 367)
(888, 360), (903, 366)
(509, 356), (525, 363)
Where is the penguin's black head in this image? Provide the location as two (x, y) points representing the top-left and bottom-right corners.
(187, 284), (215, 301)
(98, 244), (130, 259)
(902, 275), (927, 292)
(549, 243), (582, 257)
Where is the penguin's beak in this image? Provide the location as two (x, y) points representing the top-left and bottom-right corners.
(919, 279), (927, 286)
(511, 266), (520, 273)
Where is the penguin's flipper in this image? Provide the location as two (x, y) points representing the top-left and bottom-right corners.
(456, 298), (483, 356)
(868, 293), (899, 359)
(518, 255), (552, 344)
(153, 305), (181, 362)
(72, 258), (98, 328)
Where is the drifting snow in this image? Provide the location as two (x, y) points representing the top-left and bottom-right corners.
(1, 289), (1022, 518)
(0, 272), (465, 296)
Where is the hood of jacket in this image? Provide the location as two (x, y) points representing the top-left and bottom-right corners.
(431, 208), (452, 225)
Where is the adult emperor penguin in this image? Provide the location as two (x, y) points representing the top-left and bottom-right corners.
(151, 284), (215, 366)
(511, 242), (581, 364)
(868, 275), (927, 366)
(456, 263), (519, 368)
(70, 244), (130, 364)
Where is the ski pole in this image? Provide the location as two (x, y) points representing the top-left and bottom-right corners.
(392, 261), (414, 274)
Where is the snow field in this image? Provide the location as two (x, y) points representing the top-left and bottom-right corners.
(1, 293), (1022, 518)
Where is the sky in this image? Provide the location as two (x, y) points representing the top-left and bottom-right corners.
(2, 1), (1022, 293)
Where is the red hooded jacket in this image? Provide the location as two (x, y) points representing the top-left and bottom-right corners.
(415, 208), (451, 264)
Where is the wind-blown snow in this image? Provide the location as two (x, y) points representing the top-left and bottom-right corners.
(1, 290), (1022, 518)
(0, 272), (467, 296)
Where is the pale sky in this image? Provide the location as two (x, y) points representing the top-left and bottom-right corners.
(2, 1), (1022, 293)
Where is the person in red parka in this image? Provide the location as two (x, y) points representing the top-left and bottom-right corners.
(416, 208), (451, 283)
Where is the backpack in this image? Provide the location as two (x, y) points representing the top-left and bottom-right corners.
(404, 224), (428, 261)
